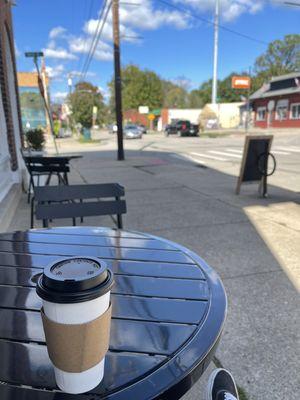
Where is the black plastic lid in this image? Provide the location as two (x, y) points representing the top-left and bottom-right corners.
(36, 256), (114, 303)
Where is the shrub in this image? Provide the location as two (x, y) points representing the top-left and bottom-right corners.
(26, 128), (45, 151)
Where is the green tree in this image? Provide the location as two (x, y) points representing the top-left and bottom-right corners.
(163, 86), (188, 108)
(188, 89), (204, 108)
(109, 64), (163, 112)
(253, 34), (300, 91)
(69, 81), (106, 128)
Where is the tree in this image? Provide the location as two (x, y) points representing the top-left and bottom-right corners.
(163, 86), (188, 108)
(69, 81), (106, 128)
(109, 64), (163, 113)
(188, 89), (204, 108)
(253, 34), (300, 90)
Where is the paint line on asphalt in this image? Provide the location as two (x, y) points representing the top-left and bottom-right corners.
(276, 147), (300, 153)
(191, 152), (228, 161)
(225, 148), (243, 154)
(208, 150), (242, 159)
(171, 153), (206, 165)
(272, 150), (290, 155)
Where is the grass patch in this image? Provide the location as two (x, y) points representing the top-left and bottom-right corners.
(237, 385), (249, 400)
(200, 131), (236, 138)
(78, 137), (101, 144)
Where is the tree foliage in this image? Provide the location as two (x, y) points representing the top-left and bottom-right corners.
(106, 35), (300, 118)
(253, 34), (300, 91)
(69, 81), (106, 128)
(109, 65), (163, 112)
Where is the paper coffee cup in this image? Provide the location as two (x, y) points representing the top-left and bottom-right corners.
(36, 256), (114, 394)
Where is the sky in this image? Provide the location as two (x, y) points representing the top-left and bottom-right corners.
(12, 0), (300, 103)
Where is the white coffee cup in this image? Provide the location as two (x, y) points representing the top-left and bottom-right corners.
(37, 256), (114, 394)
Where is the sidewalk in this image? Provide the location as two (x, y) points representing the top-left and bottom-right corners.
(7, 143), (300, 400)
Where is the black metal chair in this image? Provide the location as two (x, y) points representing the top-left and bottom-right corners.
(23, 156), (71, 203)
(32, 183), (126, 229)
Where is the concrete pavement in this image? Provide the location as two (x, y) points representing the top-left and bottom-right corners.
(7, 132), (300, 400)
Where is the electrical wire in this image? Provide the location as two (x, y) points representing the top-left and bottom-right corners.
(79, 0), (111, 82)
(156, 0), (269, 46)
(74, 0), (97, 81)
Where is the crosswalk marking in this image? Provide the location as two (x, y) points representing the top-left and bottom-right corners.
(209, 150), (242, 159)
(276, 146), (300, 153)
(225, 148), (243, 154)
(191, 152), (228, 161)
(172, 153), (206, 165)
(272, 150), (290, 155)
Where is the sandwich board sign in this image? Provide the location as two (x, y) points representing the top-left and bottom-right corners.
(236, 135), (275, 197)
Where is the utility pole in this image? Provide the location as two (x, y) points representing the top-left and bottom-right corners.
(212, 0), (219, 105)
(245, 67), (251, 133)
(112, 0), (124, 161)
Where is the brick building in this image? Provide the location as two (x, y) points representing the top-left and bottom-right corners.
(0, 0), (24, 228)
(250, 72), (300, 129)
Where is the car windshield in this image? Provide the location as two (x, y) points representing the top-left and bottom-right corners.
(125, 125), (137, 129)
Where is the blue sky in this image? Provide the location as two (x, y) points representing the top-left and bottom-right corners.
(13, 0), (299, 103)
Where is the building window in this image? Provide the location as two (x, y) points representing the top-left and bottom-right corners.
(275, 99), (289, 121)
(290, 103), (300, 120)
(257, 107), (266, 121)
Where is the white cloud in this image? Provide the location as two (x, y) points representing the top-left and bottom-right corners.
(45, 64), (65, 79)
(84, 0), (190, 43)
(175, 0), (265, 22)
(69, 70), (96, 78)
(14, 42), (21, 58)
(69, 36), (113, 61)
(43, 47), (77, 60)
(51, 91), (68, 102)
(49, 26), (67, 39)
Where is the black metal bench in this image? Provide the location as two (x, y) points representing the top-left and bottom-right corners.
(32, 183), (126, 229)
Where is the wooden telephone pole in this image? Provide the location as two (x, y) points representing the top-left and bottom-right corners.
(112, 0), (124, 161)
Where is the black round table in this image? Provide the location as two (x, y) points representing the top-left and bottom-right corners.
(0, 227), (226, 399)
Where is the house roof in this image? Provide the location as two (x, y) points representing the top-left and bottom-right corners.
(270, 71), (300, 82)
(250, 85), (300, 100)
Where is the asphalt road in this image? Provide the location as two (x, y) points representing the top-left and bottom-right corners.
(100, 130), (300, 193)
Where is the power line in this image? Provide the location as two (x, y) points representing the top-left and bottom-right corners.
(156, 0), (268, 46)
(80, 0), (111, 82)
(74, 0), (96, 80)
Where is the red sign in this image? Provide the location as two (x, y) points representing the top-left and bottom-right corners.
(232, 76), (251, 89)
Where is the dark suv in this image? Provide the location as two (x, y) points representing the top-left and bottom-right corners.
(164, 120), (199, 137)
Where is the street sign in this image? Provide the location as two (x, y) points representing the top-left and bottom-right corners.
(139, 106), (149, 114)
(148, 113), (155, 121)
(232, 76), (251, 89)
(25, 52), (44, 58)
(92, 106), (98, 116)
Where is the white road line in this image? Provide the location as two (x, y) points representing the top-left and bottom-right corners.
(271, 150), (290, 155)
(172, 153), (206, 165)
(276, 146), (300, 153)
(208, 150), (242, 159)
(225, 148), (243, 154)
(185, 154), (207, 165)
(191, 152), (228, 161)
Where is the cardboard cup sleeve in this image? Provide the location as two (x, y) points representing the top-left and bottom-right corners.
(41, 304), (112, 373)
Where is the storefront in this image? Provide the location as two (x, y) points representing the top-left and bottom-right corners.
(251, 72), (300, 129)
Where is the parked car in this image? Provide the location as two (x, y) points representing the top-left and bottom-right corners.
(108, 124), (118, 134)
(124, 124), (143, 139)
(165, 120), (199, 137)
(137, 124), (147, 134)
